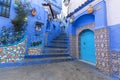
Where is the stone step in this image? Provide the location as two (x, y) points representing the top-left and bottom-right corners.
(51, 43), (67, 46)
(43, 48), (68, 52)
(57, 36), (68, 38)
(0, 56), (75, 68)
(25, 54), (70, 58)
(54, 39), (68, 41)
(45, 46), (68, 48)
(58, 34), (67, 36)
(24, 56), (72, 62)
(52, 40), (68, 43)
(43, 50), (67, 53)
(55, 37), (68, 39)
(43, 47), (67, 50)
(24, 55), (75, 65)
(55, 35), (68, 38)
(52, 40), (68, 42)
(42, 50), (68, 53)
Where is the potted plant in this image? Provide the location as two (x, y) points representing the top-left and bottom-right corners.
(11, 0), (31, 32)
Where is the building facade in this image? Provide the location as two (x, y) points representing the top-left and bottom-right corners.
(66, 0), (120, 79)
(0, 0), (62, 64)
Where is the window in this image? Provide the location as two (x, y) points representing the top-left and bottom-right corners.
(35, 22), (44, 36)
(0, 0), (11, 18)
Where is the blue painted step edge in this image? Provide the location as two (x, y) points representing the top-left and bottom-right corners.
(24, 54), (70, 59)
(111, 74), (120, 80)
(45, 46), (68, 48)
(0, 58), (75, 68)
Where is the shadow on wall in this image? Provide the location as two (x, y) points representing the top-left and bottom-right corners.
(73, 14), (95, 28)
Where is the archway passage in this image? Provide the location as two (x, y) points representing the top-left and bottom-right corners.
(79, 29), (96, 64)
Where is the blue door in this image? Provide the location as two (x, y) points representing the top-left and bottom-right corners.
(80, 30), (96, 64)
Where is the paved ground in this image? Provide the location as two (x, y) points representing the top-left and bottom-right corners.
(0, 61), (113, 80)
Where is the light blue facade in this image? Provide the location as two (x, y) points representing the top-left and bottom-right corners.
(67, 0), (120, 78)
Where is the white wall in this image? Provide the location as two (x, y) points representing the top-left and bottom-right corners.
(68, 0), (120, 26)
(106, 0), (120, 26)
(68, 0), (87, 14)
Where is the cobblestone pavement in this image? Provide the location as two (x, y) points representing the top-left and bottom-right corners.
(0, 61), (113, 80)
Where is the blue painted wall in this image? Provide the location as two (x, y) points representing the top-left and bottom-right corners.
(70, 14), (95, 35)
(0, 0), (16, 31)
(109, 24), (120, 51)
(67, 0), (107, 35)
(73, 14), (95, 28)
(93, 1), (107, 29)
(0, 0), (62, 48)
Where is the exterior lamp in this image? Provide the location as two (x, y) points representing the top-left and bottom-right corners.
(48, 14), (52, 20)
(63, 0), (70, 6)
(24, 17), (28, 21)
(69, 16), (74, 23)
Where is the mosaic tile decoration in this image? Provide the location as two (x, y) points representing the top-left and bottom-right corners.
(69, 23), (111, 75)
(28, 47), (42, 55)
(110, 50), (120, 79)
(95, 28), (110, 75)
(69, 35), (77, 58)
(0, 39), (26, 63)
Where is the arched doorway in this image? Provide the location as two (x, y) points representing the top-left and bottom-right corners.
(79, 29), (96, 64)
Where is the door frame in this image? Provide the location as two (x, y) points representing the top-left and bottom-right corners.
(76, 23), (96, 65)
(79, 29), (96, 65)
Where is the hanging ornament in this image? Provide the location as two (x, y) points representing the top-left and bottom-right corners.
(32, 8), (36, 16)
(88, 6), (94, 14)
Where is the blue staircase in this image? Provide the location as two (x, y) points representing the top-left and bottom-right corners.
(24, 33), (75, 65)
(0, 33), (75, 68)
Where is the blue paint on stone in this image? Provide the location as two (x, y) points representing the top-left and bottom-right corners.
(109, 24), (120, 51)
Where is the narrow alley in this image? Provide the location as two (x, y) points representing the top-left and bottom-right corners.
(0, 61), (113, 80)
(0, 0), (120, 80)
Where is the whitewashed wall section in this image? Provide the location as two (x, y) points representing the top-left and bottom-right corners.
(105, 0), (120, 26)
